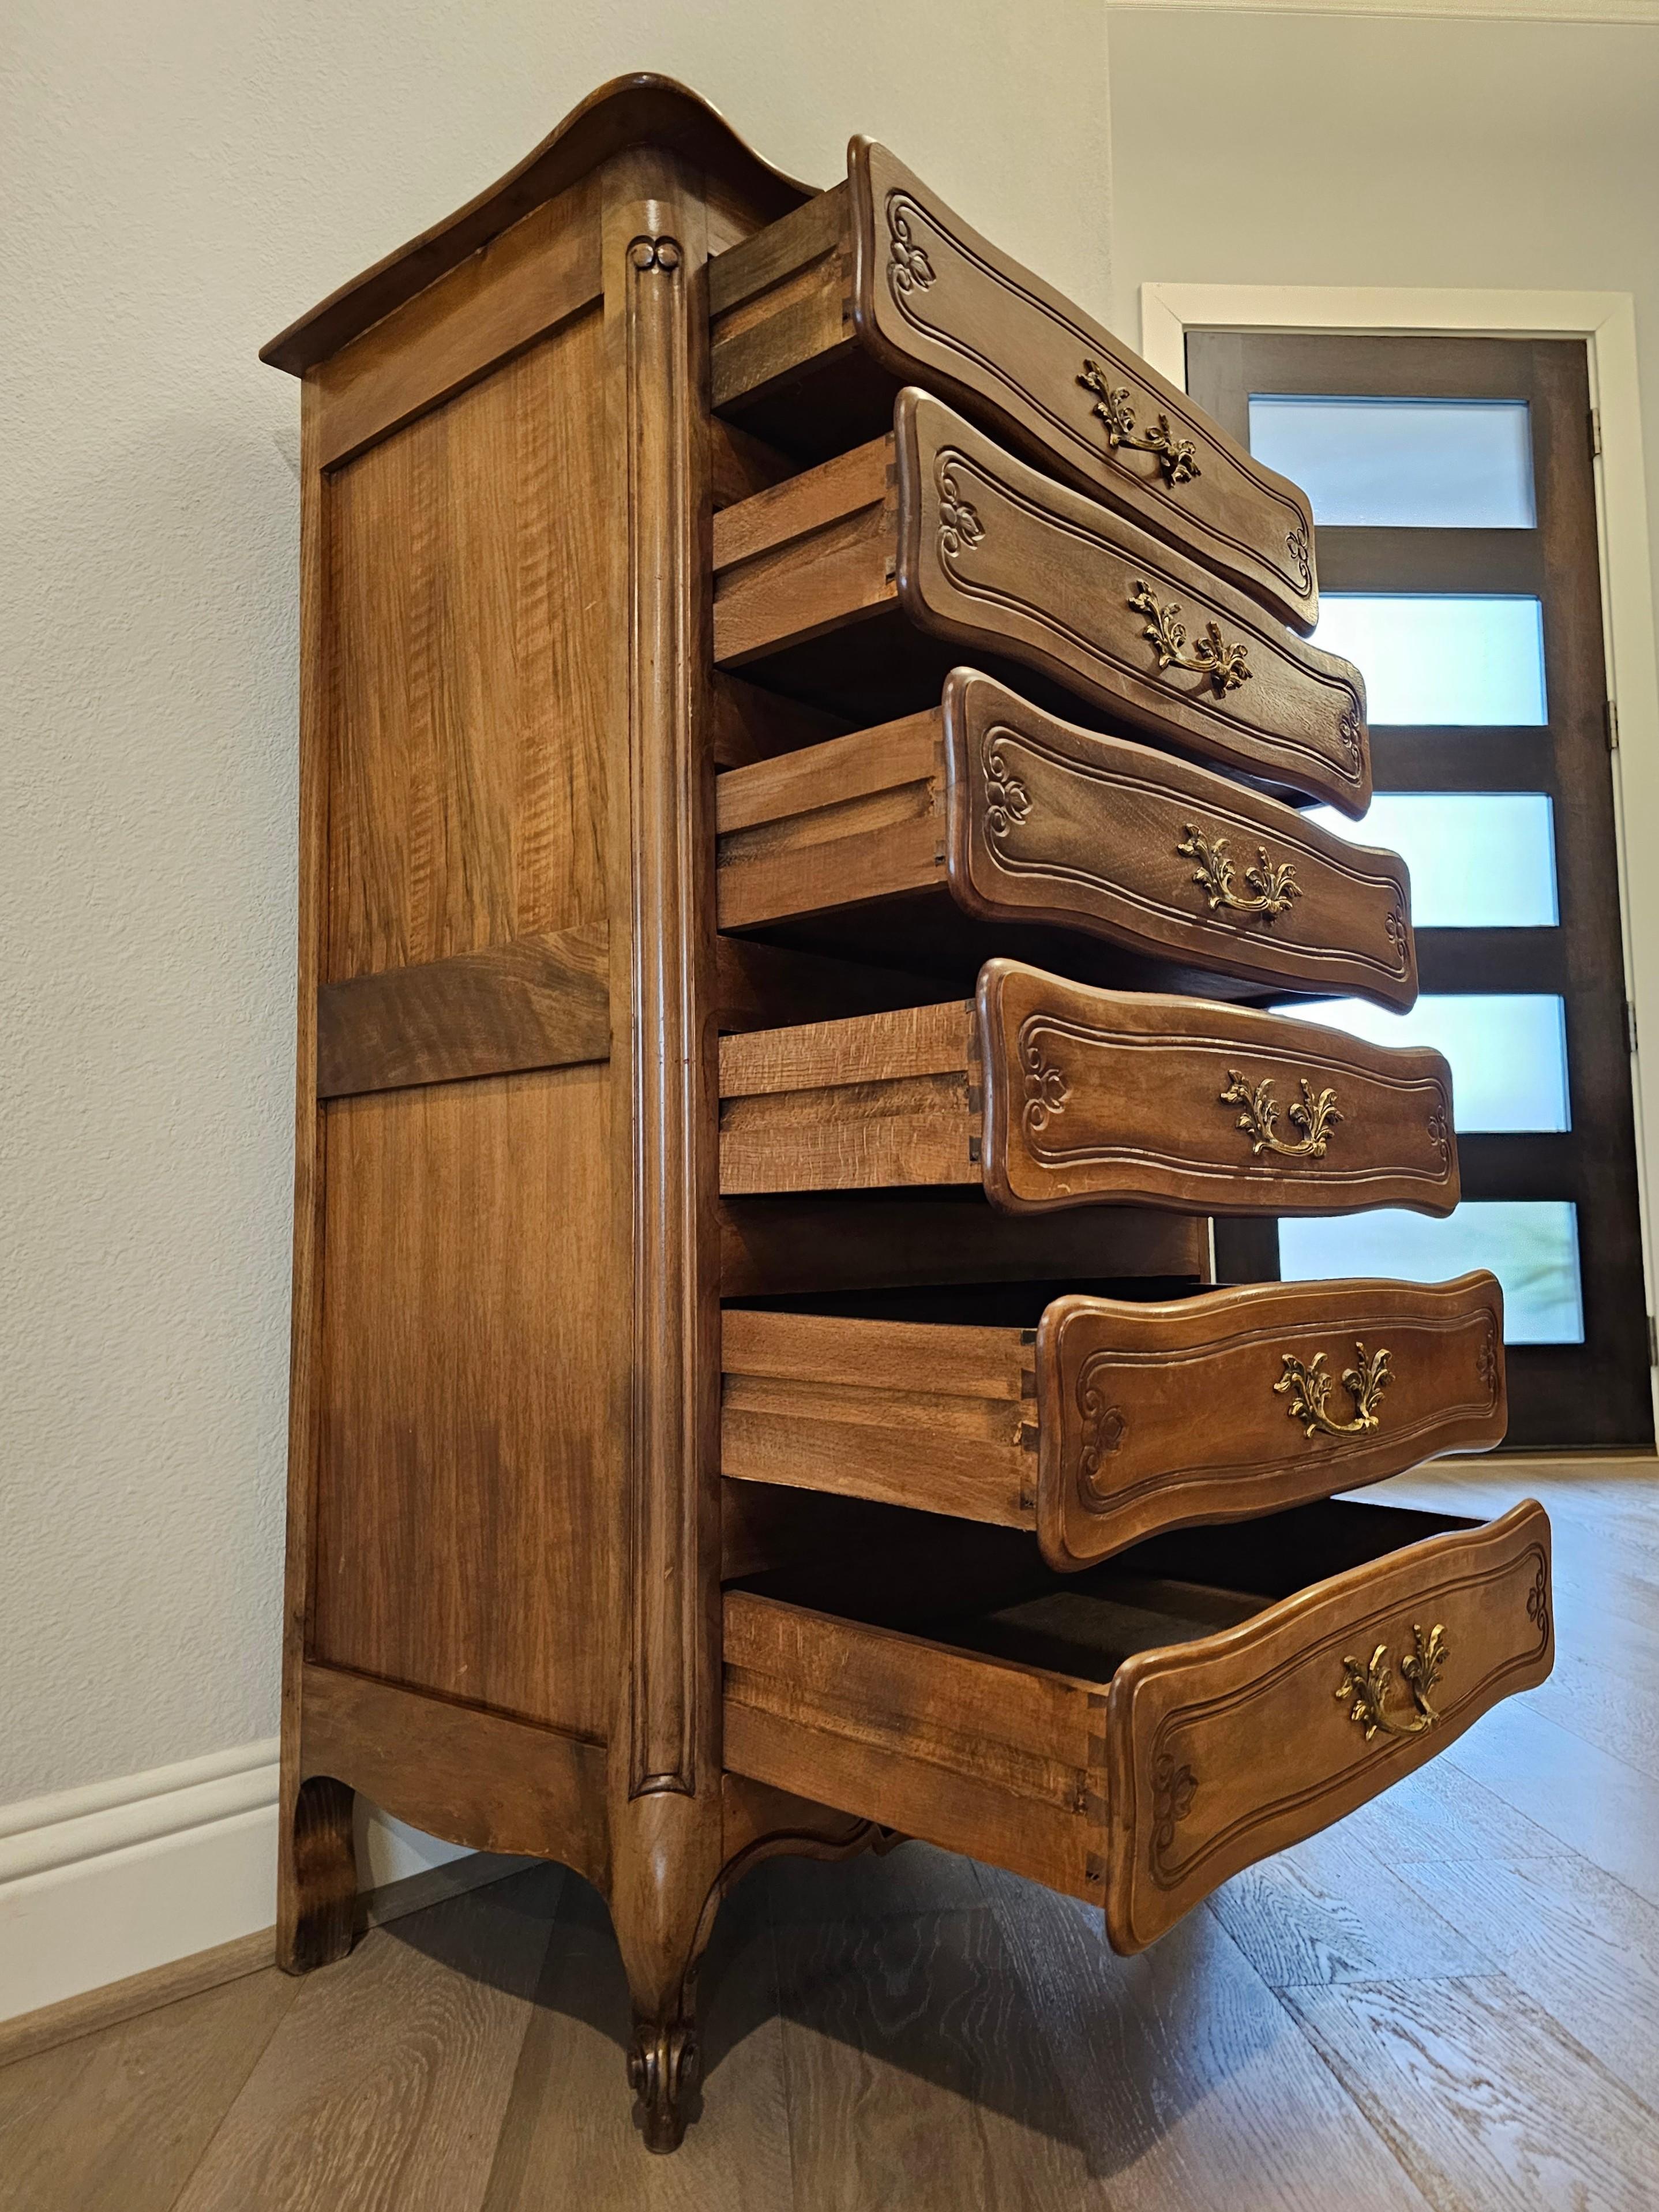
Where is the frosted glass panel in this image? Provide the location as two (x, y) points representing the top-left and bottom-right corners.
(1274, 993), (1569, 1131)
(1312, 595), (1547, 725)
(1278, 1202), (1583, 1345)
(1249, 397), (1535, 528)
(1305, 794), (1558, 928)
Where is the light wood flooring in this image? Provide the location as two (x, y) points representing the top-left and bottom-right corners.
(4, 1457), (1658, 2210)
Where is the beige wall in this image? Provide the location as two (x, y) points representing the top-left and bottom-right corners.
(1106, 6), (1659, 669)
(0, 0), (1109, 1811)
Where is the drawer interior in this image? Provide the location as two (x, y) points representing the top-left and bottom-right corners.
(728, 1491), (1476, 1664)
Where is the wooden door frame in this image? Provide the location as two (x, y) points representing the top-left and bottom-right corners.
(1140, 283), (1659, 1435)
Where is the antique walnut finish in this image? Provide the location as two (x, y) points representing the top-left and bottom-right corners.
(266, 76), (1549, 2158)
(711, 394), (1371, 815)
(721, 1272), (1506, 1569)
(707, 140), (1318, 631)
(718, 959), (1459, 1216)
(716, 668), (1416, 1008)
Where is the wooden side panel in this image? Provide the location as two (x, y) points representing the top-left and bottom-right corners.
(723, 1592), (1104, 1899)
(1103, 1501), (1554, 1952)
(310, 1063), (618, 1741)
(300, 1662), (609, 1885)
(324, 306), (609, 983)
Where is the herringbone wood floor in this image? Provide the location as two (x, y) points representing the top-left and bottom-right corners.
(5, 1457), (1658, 2210)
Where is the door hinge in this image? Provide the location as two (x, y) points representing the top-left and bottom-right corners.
(1590, 407), (1604, 460)
(1648, 1313), (1657, 1368)
(1627, 999), (1640, 1054)
(1606, 698), (1620, 751)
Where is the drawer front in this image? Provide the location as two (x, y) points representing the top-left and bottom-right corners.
(1036, 1275), (1505, 1570)
(1104, 1501), (1553, 1951)
(849, 142), (1318, 632)
(898, 390), (1368, 816)
(943, 670), (1416, 1010)
(977, 959), (1457, 1217)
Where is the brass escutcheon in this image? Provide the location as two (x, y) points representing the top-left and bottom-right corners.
(1220, 1068), (1341, 1159)
(1178, 824), (1300, 922)
(1337, 1622), (1447, 1741)
(1275, 1342), (1392, 1437)
(1080, 361), (1200, 486)
(1130, 584), (1251, 696)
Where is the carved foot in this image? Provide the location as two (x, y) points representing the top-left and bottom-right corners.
(628, 2014), (701, 2154)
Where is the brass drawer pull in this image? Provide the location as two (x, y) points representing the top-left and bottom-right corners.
(1221, 1068), (1341, 1159)
(1178, 824), (1301, 923)
(1337, 1622), (1447, 1741)
(1130, 583), (1252, 696)
(1080, 362), (1200, 486)
(1275, 1341), (1392, 1437)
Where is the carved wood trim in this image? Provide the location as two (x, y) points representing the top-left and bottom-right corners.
(848, 140), (1318, 632)
(895, 391), (1369, 816)
(619, 215), (715, 1805)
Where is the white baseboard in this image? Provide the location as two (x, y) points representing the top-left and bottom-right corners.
(0, 1742), (471, 2023)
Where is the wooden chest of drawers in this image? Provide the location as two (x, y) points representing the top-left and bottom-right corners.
(264, 74), (1548, 2158)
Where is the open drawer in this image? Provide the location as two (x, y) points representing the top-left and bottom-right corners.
(708, 140), (1319, 633)
(712, 390), (1368, 816)
(723, 1493), (1553, 1951)
(718, 957), (1458, 1216)
(723, 1272), (1506, 1568)
(717, 668), (1417, 1011)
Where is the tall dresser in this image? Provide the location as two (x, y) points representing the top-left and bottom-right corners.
(262, 74), (1553, 2153)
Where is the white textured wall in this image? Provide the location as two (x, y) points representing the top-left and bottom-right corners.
(0, 1), (1112, 1811)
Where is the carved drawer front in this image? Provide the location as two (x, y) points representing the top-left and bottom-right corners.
(718, 958), (1458, 1216)
(721, 1273), (1506, 1572)
(712, 396), (1369, 816)
(716, 668), (1416, 1011)
(722, 1495), (1553, 1954)
(708, 143), (1318, 632)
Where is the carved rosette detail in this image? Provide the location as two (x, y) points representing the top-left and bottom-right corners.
(1527, 1558), (1551, 1647)
(1077, 1362), (1128, 1498)
(983, 740), (1031, 841)
(1476, 1317), (1500, 1399)
(937, 466), (984, 558)
(1151, 1750), (1199, 1869)
(1337, 696), (1365, 766)
(1385, 907), (1410, 963)
(1286, 523), (1313, 594)
(1022, 1038), (1071, 1138)
(628, 237), (682, 273)
(1427, 1105), (1452, 1167)
(887, 198), (938, 297)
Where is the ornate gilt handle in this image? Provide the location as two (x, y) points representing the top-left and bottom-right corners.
(1130, 584), (1251, 697)
(1220, 1068), (1341, 1159)
(1178, 824), (1300, 922)
(1337, 1622), (1447, 1741)
(1275, 1342), (1392, 1437)
(1080, 361), (1200, 486)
